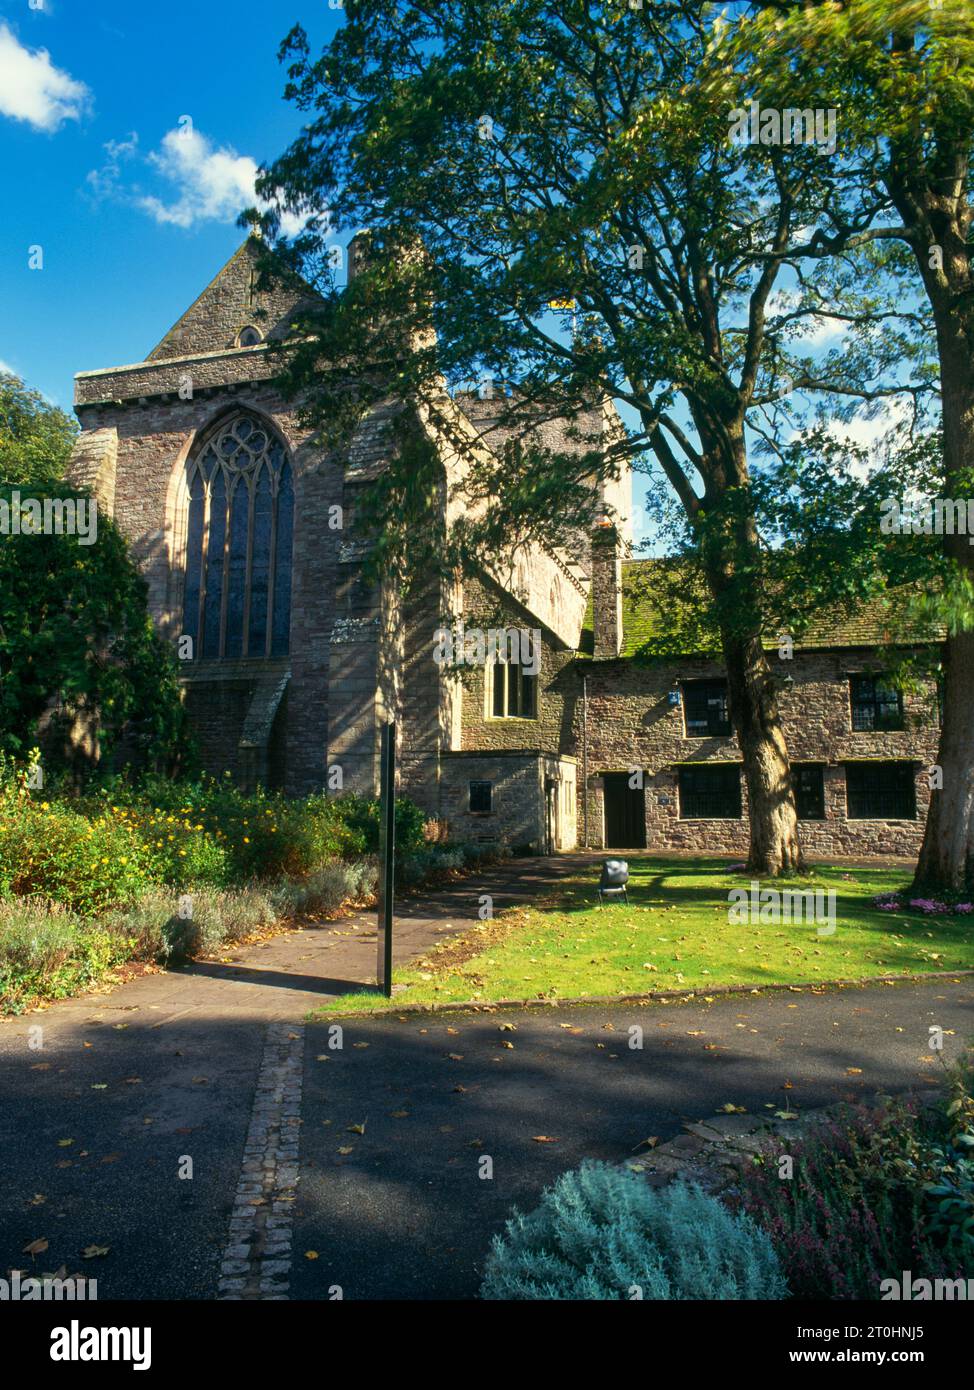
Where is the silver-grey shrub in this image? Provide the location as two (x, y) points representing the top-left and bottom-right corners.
(481, 1162), (788, 1300)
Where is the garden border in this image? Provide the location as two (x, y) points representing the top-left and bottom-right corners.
(315, 967), (974, 1018)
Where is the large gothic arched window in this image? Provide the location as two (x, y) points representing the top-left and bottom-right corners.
(181, 413), (293, 659)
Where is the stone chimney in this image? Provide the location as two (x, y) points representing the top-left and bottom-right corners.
(347, 228), (372, 283)
(591, 522), (623, 659)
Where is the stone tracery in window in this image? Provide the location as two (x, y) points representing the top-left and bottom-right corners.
(181, 413), (293, 659)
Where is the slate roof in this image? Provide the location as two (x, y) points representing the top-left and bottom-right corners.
(578, 557), (945, 660)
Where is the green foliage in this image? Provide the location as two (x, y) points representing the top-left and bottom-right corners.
(0, 488), (190, 772)
(1, 761), (432, 913)
(0, 897), (128, 1014)
(733, 1090), (971, 1299)
(0, 372), (78, 486)
(481, 1162), (788, 1301)
(920, 1058), (974, 1265)
(0, 786), (154, 914)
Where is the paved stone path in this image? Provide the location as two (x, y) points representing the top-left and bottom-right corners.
(1, 853), (969, 1301)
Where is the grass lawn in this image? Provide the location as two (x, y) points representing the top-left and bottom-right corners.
(320, 855), (974, 1016)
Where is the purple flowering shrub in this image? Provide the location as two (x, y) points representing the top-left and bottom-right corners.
(730, 1098), (964, 1299)
(873, 893), (974, 915)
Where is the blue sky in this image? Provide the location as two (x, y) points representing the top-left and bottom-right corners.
(0, 0), (342, 409)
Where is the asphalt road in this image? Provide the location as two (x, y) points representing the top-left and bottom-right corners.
(4, 974), (969, 1301)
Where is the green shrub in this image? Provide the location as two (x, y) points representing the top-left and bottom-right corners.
(104, 885), (278, 962)
(271, 860), (378, 917)
(732, 1097), (964, 1298)
(0, 796), (152, 913)
(101, 889), (177, 959)
(0, 897), (128, 1011)
(481, 1162), (788, 1300)
(919, 1057), (974, 1266)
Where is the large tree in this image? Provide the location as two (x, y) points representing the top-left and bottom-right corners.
(0, 371), (78, 486)
(253, 0), (904, 874)
(721, 0), (974, 889)
(0, 373), (189, 775)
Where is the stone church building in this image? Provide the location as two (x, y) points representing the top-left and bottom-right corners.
(69, 239), (940, 859)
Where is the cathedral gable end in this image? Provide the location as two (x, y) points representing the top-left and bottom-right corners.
(147, 237), (318, 361)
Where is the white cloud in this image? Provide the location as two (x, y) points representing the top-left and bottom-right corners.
(766, 289), (845, 351)
(88, 123), (306, 236)
(0, 21), (89, 132)
(85, 132), (138, 200)
(138, 125), (260, 228)
(824, 399), (912, 481)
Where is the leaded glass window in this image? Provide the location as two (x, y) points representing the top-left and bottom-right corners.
(181, 413), (293, 659)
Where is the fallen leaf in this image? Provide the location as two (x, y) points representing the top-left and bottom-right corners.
(531, 1135), (559, 1144)
(57, 1139), (74, 1148)
(337, 1146), (354, 1155)
(347, 1123), (366, 1135)
(305, 1251), (319, 1260)
(718, 1104), (747, 1114)
(81, 1245), (110, 1259)
(29, 1194), (47, 1206)
(23, 1238), (49, 1256)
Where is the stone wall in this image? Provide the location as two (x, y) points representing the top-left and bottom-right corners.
(570, 650), (939, 857)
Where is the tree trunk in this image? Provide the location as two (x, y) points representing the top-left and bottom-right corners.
(911, 330), (974, 892)
(913, 628), (974, 892)
(721, 626), (804, 876)
(693, 422), (804, 878)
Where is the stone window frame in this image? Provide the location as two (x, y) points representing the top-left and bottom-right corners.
(844, 761), (918, 821)
(469, 780), (493, 814)
(681, 678), (732, 738)
(235, 325), (264, 348)
(175, 408), (294, 661)
(486, 657), (538, 720)
(848, 673), (905, 732)
(677, 762), (742, 819)
(792, 762), (826, 821)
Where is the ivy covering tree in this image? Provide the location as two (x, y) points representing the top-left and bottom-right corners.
(253, 0), (910, 875)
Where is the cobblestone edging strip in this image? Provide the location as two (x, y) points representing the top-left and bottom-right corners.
(217, 1023), (305, 1300)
